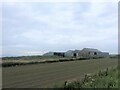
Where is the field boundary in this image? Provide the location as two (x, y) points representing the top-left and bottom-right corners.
(2, 57), (106, 67)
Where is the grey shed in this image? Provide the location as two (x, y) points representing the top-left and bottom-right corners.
(79, 48), (108, 58)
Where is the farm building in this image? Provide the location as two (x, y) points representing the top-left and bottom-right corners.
(43, 52), (65, 57)
(73, 50), (81, 57)
(43, 48), (109, 58)
(65, 50), (81, 57)
(43, 52), (54, 56)
(79, 48), (109, 58)
(65, 50), (74, 57)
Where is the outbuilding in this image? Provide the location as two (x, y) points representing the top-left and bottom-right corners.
(79, 48), (109, 58)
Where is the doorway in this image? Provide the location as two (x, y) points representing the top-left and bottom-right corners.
(73, 53), (77, 57)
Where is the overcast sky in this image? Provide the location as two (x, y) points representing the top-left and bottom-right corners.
(2, 2), (118, 56)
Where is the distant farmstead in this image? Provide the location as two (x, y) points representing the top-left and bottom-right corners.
(43, 48), (109, 58)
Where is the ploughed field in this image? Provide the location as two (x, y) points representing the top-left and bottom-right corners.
(2, 58), (118, 88)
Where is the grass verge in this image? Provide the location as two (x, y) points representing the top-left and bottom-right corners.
(55, 66), (118, 88)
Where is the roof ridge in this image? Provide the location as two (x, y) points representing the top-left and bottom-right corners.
(82, 48), (101, 52)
